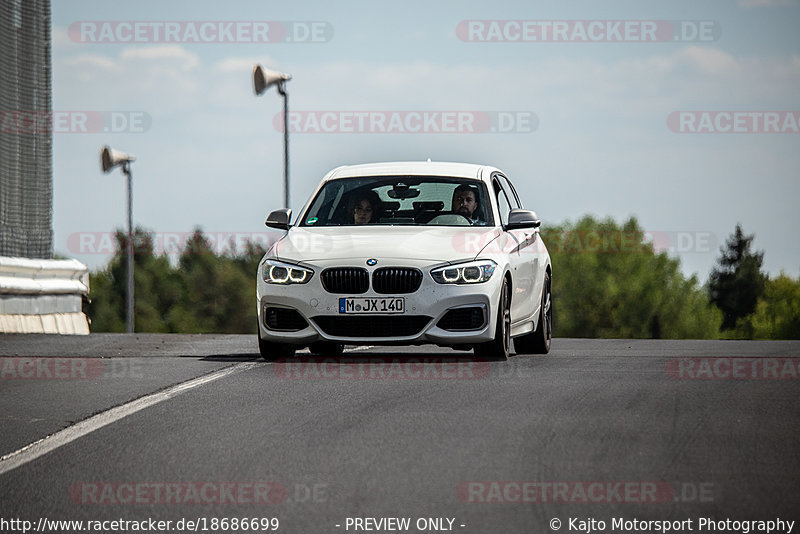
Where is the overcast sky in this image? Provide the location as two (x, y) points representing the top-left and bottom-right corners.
(49, 0), (800, 281)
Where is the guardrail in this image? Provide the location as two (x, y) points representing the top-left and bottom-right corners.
(0, 257), (90, 334)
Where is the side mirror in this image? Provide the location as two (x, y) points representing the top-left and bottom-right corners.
(265, 208), (292, 230)
(505, 209), (541, 230)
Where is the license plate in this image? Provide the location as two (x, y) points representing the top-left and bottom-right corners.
(339, 297), (405, 314)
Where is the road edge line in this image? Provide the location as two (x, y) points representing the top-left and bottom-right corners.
(0, 361), (263, 476)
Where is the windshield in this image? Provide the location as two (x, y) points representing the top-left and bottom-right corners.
(299, 176), (494, 227)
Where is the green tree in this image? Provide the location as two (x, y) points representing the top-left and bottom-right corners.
(542, 216), (721, 339)
(733, 273), (800, 339)
(708, 224), (767, 332)
(166, 229), (259, 334)
(231, 241), (269, 332)
(86, 264), (125, 332)
(87, 227), (265, 334)
(86, 227), (181, 332)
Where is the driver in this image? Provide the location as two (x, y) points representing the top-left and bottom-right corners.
(451, 184), (484, 224)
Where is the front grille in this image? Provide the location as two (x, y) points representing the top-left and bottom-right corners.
(437, 306), (487, 331)
(312, 316), (431, 338)
(372, 267), (423, 294)
(321, 268), (369, 294)
(264, 307), (308, 331)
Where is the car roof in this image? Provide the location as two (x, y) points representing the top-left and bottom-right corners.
(324, 161), (498, 182)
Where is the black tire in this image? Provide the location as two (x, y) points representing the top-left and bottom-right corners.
(309, 341), (345, 356)
(474, 278), (510, 361)
(257, 334), (296, 360)
(515, 271), (552, 354)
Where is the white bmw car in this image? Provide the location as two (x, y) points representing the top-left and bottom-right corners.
(256, 161), (552, 360)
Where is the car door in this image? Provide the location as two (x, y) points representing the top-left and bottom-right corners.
(492, 175), (534, 323)
(502, 174), (546, 323)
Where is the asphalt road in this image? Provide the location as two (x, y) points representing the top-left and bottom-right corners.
(1, 335), (799, 534)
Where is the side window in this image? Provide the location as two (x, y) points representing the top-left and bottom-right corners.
(503, 177), (523, 209)
(494, 180), (512, 226)
(496, 174), (520, 209)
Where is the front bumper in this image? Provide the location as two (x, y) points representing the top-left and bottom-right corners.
(256, 257), (503, 346)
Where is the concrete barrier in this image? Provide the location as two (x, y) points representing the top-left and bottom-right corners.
(0, 257), (90, 334)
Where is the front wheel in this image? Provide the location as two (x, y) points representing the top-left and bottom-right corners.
(514, 271), (552, 354)
(474, 279), (510, 361)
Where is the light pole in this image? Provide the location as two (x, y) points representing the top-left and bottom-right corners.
(253, 64), (292, 209)
(101, 145), (136, 334)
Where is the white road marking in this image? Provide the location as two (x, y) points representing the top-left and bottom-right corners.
(0, 361), (263, 476)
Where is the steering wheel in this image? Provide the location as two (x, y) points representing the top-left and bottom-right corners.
(427, 213), (473, 226)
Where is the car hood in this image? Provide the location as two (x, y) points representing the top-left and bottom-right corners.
(271, 226), (501, 263)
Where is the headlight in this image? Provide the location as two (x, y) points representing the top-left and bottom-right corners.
(431, 260), (496, 284)
(262, 259), (314, 284)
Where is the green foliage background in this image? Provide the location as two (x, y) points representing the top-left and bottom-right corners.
(726, 274), (800, 340)
(87, 228), (265, 334)
(542, 216), (721, 339)
(86, 219), (800, 339)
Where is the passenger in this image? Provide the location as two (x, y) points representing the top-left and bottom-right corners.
(349, 191), (381, 224)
